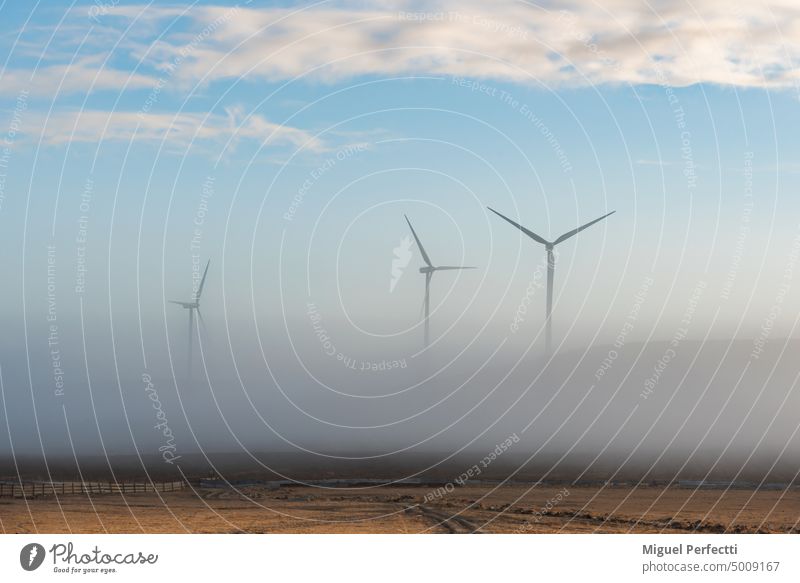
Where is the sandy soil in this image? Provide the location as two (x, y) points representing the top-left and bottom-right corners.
(2, 484), (798, 534)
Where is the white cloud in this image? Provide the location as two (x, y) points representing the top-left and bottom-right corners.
(0, 54), (154, 96)
(2, 0), (797, 105)
(87, 0), (800, 90)
(28, 107), (327, 152)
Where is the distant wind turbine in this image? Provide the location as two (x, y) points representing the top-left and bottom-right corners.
(488, 208), (614, 353)
(170, 259), (210, 377)
(405, 215), (475, 348)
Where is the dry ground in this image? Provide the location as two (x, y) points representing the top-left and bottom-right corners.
(2, 484), (798, 533)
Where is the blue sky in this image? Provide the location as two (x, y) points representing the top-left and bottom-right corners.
(1, 0), (798, 341)
(4, 2), (800, 457)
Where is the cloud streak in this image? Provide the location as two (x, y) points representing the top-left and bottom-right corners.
(0, 54), (155, 96)
(4, 0), (799, 151)
(26, 106), (327, 151)
(80, 0), (800, 91)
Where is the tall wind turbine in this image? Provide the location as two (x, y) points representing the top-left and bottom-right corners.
(170, 260), (210, 377)
(405, 215), (474, 348)
(488, 208), (614, 353)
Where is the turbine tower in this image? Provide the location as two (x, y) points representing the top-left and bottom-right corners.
(405, 215), (474, 348)
(488, 208), (614, 353)
(170, 259), (210, 377)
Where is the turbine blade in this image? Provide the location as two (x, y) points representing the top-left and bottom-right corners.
(196, 259), (210, 299)
(487, 207), (550, 245)
(196, 306), (206, 329)
(404, 215), (433, 267)
(434, 266), (476, 271)
(553, 211), (615, 245)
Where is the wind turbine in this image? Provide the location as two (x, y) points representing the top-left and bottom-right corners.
(170, 260), (210, 377)
(404, 215), (475, 348)
(488, 208), (614, 353)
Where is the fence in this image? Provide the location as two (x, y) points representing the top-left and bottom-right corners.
(0, 480), (187, 498)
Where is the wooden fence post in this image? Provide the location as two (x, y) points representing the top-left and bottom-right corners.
(0, 479), (192, 498)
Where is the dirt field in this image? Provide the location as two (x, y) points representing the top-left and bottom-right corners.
(2, 484), (798, 534)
